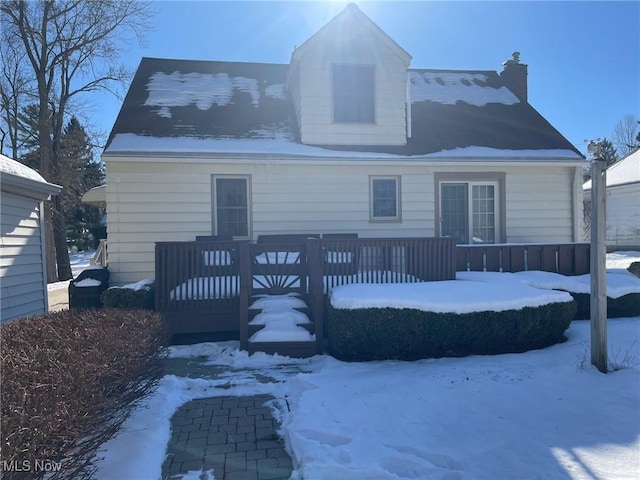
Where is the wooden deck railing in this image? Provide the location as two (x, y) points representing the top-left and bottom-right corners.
(155, 240), (243, 333)
(90, 239), (108, 267)
(306, 237), (458, 293)
(456, 243), (590, 275)
(155, 239), (590, 339)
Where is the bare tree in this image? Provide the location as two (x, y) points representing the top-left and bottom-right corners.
(0, 30), (33, 159)
(0, 0), (152, 281)
(613, 114), (640, 157)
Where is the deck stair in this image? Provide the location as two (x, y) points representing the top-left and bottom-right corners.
(239, 240), (322, 358)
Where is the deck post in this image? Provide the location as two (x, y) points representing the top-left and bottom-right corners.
(238, 241), (251, 351)
(590, 156), (607, 373)
(306, 238), (324, 354)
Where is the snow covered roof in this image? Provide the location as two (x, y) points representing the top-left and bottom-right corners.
(0, 154), (47, 183)
(583, 149), (640, 190)
(105, 58), (583, 160)
(0, 153), (62, 199)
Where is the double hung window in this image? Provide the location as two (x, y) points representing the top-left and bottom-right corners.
(370, 176), (400, 221)
(213, 176), (250, 238)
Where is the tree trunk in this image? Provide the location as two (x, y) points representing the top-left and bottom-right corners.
(43, 202), (58, 283)
(52, 195), (73, 281)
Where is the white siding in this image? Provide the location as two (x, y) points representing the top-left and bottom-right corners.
(505, 167), (576, 243)
(288, 11), (410, 147)
(106, 158), (579, 284)
(606, 184), (640, 247)
(1, 192), (47, 321)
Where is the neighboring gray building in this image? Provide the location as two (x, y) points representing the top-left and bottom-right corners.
(584, 149), (640, 250)
(1, 154), (61, 322)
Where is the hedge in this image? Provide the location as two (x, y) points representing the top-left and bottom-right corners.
(101, 283), (155, 310)
(327, 300), (576, 361)
(0, 308), (168, 480)
(570, 292), (640, 320)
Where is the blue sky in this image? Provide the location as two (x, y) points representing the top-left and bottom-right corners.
(91, 1), (640, 156)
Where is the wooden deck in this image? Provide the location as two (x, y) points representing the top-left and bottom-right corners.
(155, 238), (590, 357)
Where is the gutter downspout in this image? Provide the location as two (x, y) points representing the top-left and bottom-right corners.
(40, 199), (50, 312)
(572, 166), (583, 242)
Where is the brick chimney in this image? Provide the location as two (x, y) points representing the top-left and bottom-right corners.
(500, 52), (528, 102)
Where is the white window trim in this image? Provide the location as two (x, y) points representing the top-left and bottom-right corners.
(211, 175), (252, 240)
(440, 180), (500, 244)
(370, 175), (401, 222)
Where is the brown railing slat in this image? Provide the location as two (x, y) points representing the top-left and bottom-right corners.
(456, 243), (590, 275)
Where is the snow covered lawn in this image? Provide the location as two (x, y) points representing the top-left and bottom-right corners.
(91, 251), (640, 479)
(94, 317), (640, 480)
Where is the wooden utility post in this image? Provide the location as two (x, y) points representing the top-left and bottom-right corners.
(590, 152), (607, 373)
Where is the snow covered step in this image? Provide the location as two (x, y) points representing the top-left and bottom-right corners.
(249, 309), (313, 336)
(248, 312), (315, 342)
(248, 293), (308, 310)
(245, 293), (318, 357)
(249, 309), (311, 326)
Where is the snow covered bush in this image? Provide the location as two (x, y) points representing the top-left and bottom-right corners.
(101, 280), (155, 310)
(0, 308), (167, 480)
(327, 302), (576, 361)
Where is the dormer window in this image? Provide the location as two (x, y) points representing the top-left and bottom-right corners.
(333, 64), (375, 123)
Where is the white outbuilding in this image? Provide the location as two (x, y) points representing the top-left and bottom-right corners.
(1, 154), (62, 322)
(584, 149), (640, 250)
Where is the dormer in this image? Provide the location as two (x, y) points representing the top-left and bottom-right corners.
(286, 4), (412, 146)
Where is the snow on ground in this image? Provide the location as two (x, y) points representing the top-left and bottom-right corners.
(94, 319), (640, 480)
(280, 318), (639, 480)
(606, 251), (640, 270)
(90, 250), (640, 479)
(457, 269), (640, 299)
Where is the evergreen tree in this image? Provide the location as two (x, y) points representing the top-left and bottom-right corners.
(19, 113), (104, 252)
(583, 138), (618, 181)
(599, 139), (618, 167)
(58, 117), (104, 250)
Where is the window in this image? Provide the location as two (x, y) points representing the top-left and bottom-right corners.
(333, 64), (375, 123)
(213, 176), (250, 238)
(439, 181), (499, 244)
(370, 176), (400, 221)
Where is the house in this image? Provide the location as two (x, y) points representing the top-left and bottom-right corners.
(0, 154), (62, 322)
(102, 3), (585, 286)
(583, 149), (640, 249)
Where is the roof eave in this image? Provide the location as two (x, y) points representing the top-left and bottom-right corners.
(1, 173), (62, 200)
(102, 149), (586, 166)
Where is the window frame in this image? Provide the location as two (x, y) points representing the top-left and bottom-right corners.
(332, 63), (376, 124)
(370, 175), (401, 222)
(435, 172), (506, 244)
(211, 175), (252, 240)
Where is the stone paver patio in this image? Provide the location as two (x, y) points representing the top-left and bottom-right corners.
(162, 395), (292, 480)
(161, 357), (297, 480)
